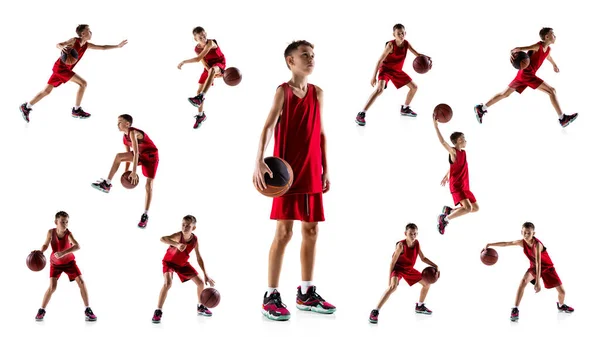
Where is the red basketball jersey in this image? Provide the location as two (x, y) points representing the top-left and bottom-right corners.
(381, 40), (410, 71)
(50, 229), (75, 265)
(522, 42), (550, 75)
(449, 149), (470, 193)
(273, 83), (323, 195)
(123, 127), (159, 155)
(195, 40), (226, 67)
(523, 237), (555, 270)
(393, 239), (420, 270)
(52, 38), (88, 72)
(163, 233), (197, 266)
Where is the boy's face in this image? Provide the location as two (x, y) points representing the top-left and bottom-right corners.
(456, 135), (467, 148)
(117, 117), (130, 132)
(405, 228), (418, 241)
(194, 31), (208, 44)
(80, 27), (92, 40)
(182, 220), (196, 234)
(521, 227), (534, 240)
(54, 216), (69, 231)
(393, 28), (406, 42)
(544, 30), (556, 44)
(288, 45), (315, 75)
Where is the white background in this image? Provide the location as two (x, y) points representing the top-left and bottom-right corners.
(0, 0), (597, 336)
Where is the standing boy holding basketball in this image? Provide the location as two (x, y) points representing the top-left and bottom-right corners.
(35, 211), (97, 322)
(19, 24), (127, 123)
(151, 215), (216, 323)
(355, 23), (430, 126)
(178, 26), (226, 129)
(252, 40), (336, 321)
(369, 223), (439, 324)
(91, 114), (159, 228)
(474, 27), (578, 128)
(484, 222), (574, 321)
(433, 116), (479, 234)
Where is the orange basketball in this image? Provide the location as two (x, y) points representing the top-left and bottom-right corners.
(413, 55), (432, 74)
(200, 288), (221, 308)
(60, 48), (79, 66)
(421, 267), (439, 284)
(121, 171), (138, 189)
(223, 67), (242, 86)
(257, 157), (293, 197)
(481, 248), (499, 266)
(26, 250), (46, 271)
(434, 104), (453, 123)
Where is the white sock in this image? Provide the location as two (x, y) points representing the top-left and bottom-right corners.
(417, 302), (423, 306)
(513, 306), (518, 309)
(106, 178), (111, 184)
(144, 210), (149, 215)
(74, 106), (80, 110)
(267, 287), (277, 296)
(156, 308), (162, 311)
(301, 281), (313, 294)
(26, 102), (33, 109)
(559, 113), (565, 120)
(482, 104), (488, 111)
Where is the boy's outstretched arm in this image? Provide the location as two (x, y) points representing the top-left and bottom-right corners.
(88, 40), (128, 50)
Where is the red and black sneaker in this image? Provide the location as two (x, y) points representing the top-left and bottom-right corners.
(415, 303), (432, 315)
(152, 309), (162, 323)
(197, 304), (212, 317)
(442, 206), (453, 216)
(262, 290), (291, 321)
(188, 93), (205, 108)
(559, 113), (578, 128)
(474, 104), (486, 124)
(510, 307), (519, 321)
(84, 307), (97, 321)
(35, 308), (46, 321)
(355, 112), (366, 126)
(296, 286), (336, 314)
(193, 113), (207, 129)
(369, 309), (379, 324)
(72, 107), (91, 119)
(437, 214), (448, 235)
(138, 213), (149, 229)
(557, 303), (574, 313)
(91, 179), (111, 193)
(401, 106), (417, 117)
(20, 103), (32, 122)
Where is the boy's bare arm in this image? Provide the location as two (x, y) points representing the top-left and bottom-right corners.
(87, 40), (128, 50)
(511, 43), (539, 53)
(486, 240), (522, 248)
(372, 43), (393, 79)
(40, 230), (52, 252)
(56, 38), (76, 51)
(160, 232), (182, 246)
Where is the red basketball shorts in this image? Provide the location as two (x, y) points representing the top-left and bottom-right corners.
(48, 69), (76, 87)
(199, 63), (226, 84)
(50, 261), (82, 281)
(163, 261), (198, 283)
(451, 189), (477, 206)
(528, 267), (562, 289)
(130, 151), (159, 179)
(391, 267), (422, 286)
(509, 72), (544, 94)
(378, 68), (412, 89)
(270, 193), (325, 222)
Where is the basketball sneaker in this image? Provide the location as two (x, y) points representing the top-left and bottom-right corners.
(437, 214), (448, 235)
(510, 307), (519, 321)
(369, 309), (379, 324)
(355, 112), (366, 126)
(152, 309), (162, 323)
(474, 104), (486, 124)
(188, 93), (205, 107)
(415, 303), (432, 315)
(194, 113), (207, 129)
(296, 286), (336, 314)
(72, 107), (91, 119)
(442, 206), (453, 216)
(91, 179), (111, 193)
(84, 307), (97, 321)
(401, 106), (417, 117)
(559, 113), (578, 128)
(35, 308), (46, 321)
(20, 103), (32, 122)
(557, 303), (574, 313)
(262, 290), (291, 321)
(197, 304), (212, 317)
(138, 213), (149, 228)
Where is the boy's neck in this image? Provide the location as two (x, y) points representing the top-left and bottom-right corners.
(56, 228), (67, 236)
(289, 74), (309, 89)
(183, 232), (193, 241)
(405, 238), (415, 247)
(394, 39), (404, 46)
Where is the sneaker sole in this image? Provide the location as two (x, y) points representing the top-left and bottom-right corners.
(198, 312), (212, 317)
(355, 120), (365, 126)
(85, 318), (97, 321)
(415, 311), (432, 315)
(296, 304), (336, 314)
(91, 184), (109, 193)
(35, 318), (44, 321)
(561, 116), (577, 128)
(474, 106), (483, 124)
(401, 114), (417, 117)
(152, 320), (161, 324)
(558, 310), (574, 313)
(72, 115), (91, 119)
(510, 317), (519, 321)
(20, 108), (30, 123)
(261, 309), (291, 321)
(369, 319), (378, 324)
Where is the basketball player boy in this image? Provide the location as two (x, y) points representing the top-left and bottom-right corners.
(355, 23), (431, 126)
(484, 222), (574, 321)
(20, 24), (127, 122)
(91, 114), (159, 228)
(474, 27), (578, 128)
(151, 215), (216, 323)
(369, 223), (439, 324)
(252, 40), (336, 321)
(433, 115), (480, 234)
(34, 211), (97, 322)
(178, 26), (226, 129)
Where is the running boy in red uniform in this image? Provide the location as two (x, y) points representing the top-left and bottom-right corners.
(178, 26), (226, 129)
(91, 114), (159, 228)
(151, 215), (215, 323)
(474, 28), (578, 128)
(484, 222), (574, 321)
(355, 23), (430, 126)
(433, 116), (479, 234)
(20, 24), (127, 123)
(34, 211), (97, 322)
(368, 223), (439, 324)
(253, 40), (335, 321)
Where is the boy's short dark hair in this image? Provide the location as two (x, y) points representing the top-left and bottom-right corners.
(55, 211), (69, 219)
(183, 215), (197, 224)
(119, 114), (133, 125)
(393, 24), (405, 31)
(405, 223), (418, 231)
(76, 25), (89, 37)
(522, 222), (535, 230)
(284, 40), (314, 69)
(539, 27), (553, 40)
(193, 27), (205, 35)
(450, 132), (464, 145)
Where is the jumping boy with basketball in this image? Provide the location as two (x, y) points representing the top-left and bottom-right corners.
(91, 114), (159, 228)
(178, 26), (226, 129)
(484, 222), (574, 321)
(20, 24), (127, 123)
(474, 27), (578, 128)
(355, 23), (430, 126)
(252, 40), (336, 321)
(369, 223), (439, 324)
(151, 215), (215, 323)
(34, 211), (97, 322)
(433, 115), (479, 234)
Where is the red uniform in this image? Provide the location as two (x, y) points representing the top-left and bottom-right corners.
(523, 237), (562, 289)
(270, 83), (324, 222)
(48, 38), (88, 87)
(390, 240), (422, 286)
(49, 229), (81, 281)
(449, 149), (476, 206)
(509, 42), (550, 93)
(195, 40), (226, 84)
(123, 127), (159, 179)
(162, 232), (199, 282)
(378, 40), (413, 89)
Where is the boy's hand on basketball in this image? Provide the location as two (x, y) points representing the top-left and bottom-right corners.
(204, 275), (215, 286)
(553, 65), (560, 73)
(436, 270), (440, 279)
(253, 160), (273, 190)
(117, 40), (128, 48)
(177, 243), (187, 252)
(322, 172), (331, 193)
(57, 44), (69, 52)
(128, 171), (139, 185)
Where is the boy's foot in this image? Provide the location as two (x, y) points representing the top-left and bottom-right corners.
(35, 308), (46, 321)
(296, 286), (336, 314)
(193, 113), (207, 129)
(20, 103), (32, 123)
(72, 107), (91, 119)
(262, 290), (291, 321)
(85, 307), (97, 321)
(559, 113), (578, 128)
(401, 106), (417, 117)
(138, 213), (149, 228)
(198, 304), (213, 317)
(557, 303), (574, 313)
(152, 309), (162, 323)
(91, 179), (111, 193)
(188, 93), (205, 107)
(369, 309), (379, 324)
(474, 104), (486, 124)
(355, 112), (366, 126)
(510, 307), (519, 321)
(437, 214), (448, 235)
(415, 303), (432, 315)
(442, 206), (453, 216)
